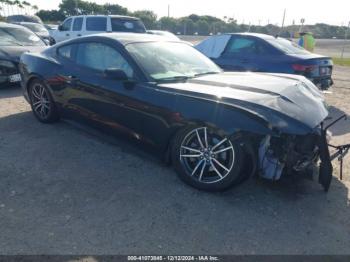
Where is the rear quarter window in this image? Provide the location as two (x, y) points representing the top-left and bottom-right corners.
(57, 45), (75, 60)
(86, 17), (107, 31)
(111, 18), (146, 33)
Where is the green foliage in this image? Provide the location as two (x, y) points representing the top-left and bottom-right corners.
(332, 57), (350, 67)
(132, 10), (157, 29)
(36, 10), (65, 22)
(58, 0), (127, 16)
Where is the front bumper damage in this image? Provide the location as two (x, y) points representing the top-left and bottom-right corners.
(258, 114), (349, 191)
(0, 60), (21, 88)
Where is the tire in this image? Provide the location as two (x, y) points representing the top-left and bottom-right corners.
(29, 79), (60, 123)
(172, 126), (245, 192)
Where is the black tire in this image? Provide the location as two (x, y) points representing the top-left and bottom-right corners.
(29, 79), (60, 123)
(172, 126), (245, 192)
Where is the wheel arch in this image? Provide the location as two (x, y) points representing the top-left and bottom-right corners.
(163, 120), (260, 177)
(25, 74), (54, 101)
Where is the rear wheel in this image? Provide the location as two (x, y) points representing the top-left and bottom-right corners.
(172, 126), (245, 191)
(29, 79), (59, 123)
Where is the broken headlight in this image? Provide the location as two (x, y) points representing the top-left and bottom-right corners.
(0, 60), (16, 76)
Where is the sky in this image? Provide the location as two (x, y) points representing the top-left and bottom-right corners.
(29, 0), (350, 26)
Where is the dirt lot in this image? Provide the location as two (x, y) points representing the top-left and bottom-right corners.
(0, 66), (350, 255)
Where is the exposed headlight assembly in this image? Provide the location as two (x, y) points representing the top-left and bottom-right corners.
(0, 60), (15, 68)
(0, 60), (16, 76)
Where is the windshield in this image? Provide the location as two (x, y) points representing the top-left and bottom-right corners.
(0, 27), (45, 46)
(22, 23), (47, 33)
(111, 18), (146, 33)
(266, 38), (310, 55)
(126, 42), (221, 81)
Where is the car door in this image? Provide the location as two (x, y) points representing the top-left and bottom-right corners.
(55, 18), (73, 42)
(215, 35), (262, 71)
(71, 17), (84, 39)
(56, 41), (152, 139)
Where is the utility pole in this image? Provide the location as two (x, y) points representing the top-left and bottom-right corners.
(299, 18), (305, 32)
(281, 8), (286, 30)
(278, 8), (286, 37)
(341, 21), (350, 60)
(167, 4), (170, 17)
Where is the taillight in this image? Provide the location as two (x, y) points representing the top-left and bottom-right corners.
(292, 64), (316, 73)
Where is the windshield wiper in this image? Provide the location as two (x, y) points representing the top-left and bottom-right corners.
(2, 40), (24, 46)
(194, 71), (220, 77)
(157, 75), (192, 83)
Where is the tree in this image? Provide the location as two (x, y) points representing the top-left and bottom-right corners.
(36, 9), (66, 22)
(195, 20), (209, 35)
(59, 0), (85, 16)
(133, 10), (157, 29)
(178, 17), (195, 35)
(159, 17), (177, 32)
(59, 0), (128, 16)
(21, 0), (30, 14)
(102, 3), (128, 15)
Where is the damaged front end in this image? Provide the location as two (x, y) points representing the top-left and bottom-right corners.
(258, 115), (350, 191)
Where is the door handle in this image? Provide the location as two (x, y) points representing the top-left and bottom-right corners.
(77, 34), (81, 37)
(66, 33), (70, 37)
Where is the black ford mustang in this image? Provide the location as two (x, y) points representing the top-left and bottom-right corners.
(19, 33), (337, 192)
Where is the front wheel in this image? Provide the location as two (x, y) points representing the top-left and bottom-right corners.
(172, 126), (245, 191)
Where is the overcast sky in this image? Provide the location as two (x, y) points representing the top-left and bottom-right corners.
(29, 0), (349, 26)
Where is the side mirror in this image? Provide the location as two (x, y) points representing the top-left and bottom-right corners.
(58, 25), (63, 31)
(104, 68), (128, 81)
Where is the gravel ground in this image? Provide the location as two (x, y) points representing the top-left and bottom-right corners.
(0, 66), (350, 255)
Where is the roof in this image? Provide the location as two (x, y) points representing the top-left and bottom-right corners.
(17, 22), (41, 25)
(0, 22), (27, 29)
(67, 15), (141, 20)
(81, 33), (182, 45)
(224, 32), (276, 39)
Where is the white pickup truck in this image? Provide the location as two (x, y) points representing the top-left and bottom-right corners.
(51, 15), (146, 43)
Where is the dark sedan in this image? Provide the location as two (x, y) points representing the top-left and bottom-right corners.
(19, 33), (336, 192)
(16, 22), (54, 45)
(196, 33), (333, 89)
(0, 22), (47, 88)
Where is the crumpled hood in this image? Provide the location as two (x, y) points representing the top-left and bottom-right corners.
(0, 46), (46, 62)
(158, 72), (329, 130)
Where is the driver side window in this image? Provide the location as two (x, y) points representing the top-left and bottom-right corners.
(224, 37), (261, 55)
(76, 42), (134, 78)
(61, 18), (72, 31)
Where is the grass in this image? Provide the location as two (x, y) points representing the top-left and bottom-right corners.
(332, 57), (350, 67)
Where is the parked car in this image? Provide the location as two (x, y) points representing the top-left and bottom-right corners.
(16, 22), (54, 45)
(44, 24), (58, 33)
(20, 33), (335, 192)
(6, 15), (43, 24)
(51, 15), (146, 43)
(147, 30), (180, 40)
(0, 22), (46, 88)
(195, 33), (333, 89)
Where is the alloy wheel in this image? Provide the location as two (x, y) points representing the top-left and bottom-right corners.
(179, 127), (235, 184)
(31, 83), (51, 120)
